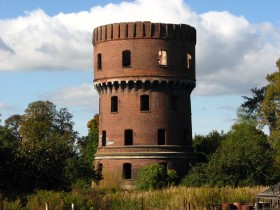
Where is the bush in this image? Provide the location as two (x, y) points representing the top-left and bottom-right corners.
(136, 163), (178, 190)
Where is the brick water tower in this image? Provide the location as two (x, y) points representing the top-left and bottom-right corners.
(93, 21), (196, 187)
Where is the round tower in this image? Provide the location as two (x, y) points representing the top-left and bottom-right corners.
(93, 21), (196, 188)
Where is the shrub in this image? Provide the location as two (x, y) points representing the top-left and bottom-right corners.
(136, 163), (178, 190)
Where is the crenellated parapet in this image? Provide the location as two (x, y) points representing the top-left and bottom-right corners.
(93, 21), (196, 45)
(94, 77), (195, 94)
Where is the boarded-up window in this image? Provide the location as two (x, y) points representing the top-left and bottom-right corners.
(158, 129), (166, 145)
(97, 53), (102, 70)
(158, 50), (167, 66)
(123, 163), (132, 179)
(140, 95), (149, 111)
(124, 129), (133, 145)
(122, 50), (131, 67)
(111, 96), (118, 112)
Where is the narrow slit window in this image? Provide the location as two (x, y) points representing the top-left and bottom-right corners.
(102, 130), (106, 146)
(122, 50), (131, 67)
(187, 53), (192, 69)
(111, 96), (118, 113)
(158, 50), (167, 66)
(140, 95), (149, 111)
(123, 163), (132, 179)
(124, 129), (133, 145)
(170, 95), (177, 112)
(97, 53), (102, 70)
(158, 129), (166, 145)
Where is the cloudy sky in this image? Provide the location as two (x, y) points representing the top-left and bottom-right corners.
(0, 0), (280, 137)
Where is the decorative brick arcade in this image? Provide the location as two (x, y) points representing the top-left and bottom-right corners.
(92, 21), (196, 188)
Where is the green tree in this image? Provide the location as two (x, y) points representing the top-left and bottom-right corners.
(193, 130), (225, 163)
(67, 114), (102, 188)
(241, 87), (266, 118)
(84, 114), (99, 164)
(136, 163), (178, 190)
(183, 119), (276, 187)
(17, 101), (77, 192)
(0, 115), (21, 195)
(261, 58), (280, 165)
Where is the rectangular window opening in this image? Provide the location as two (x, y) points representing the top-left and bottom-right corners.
(158, 129), (166, 145)
(122, 50), (131, 67)
(124, 129), (133, 145)
(102, 130), (106, 146)
(140, 95), (150, 111)
(171, 95), (177, 112)
(187, 53), (192, 69)
(123, 163), (132, 179)
(97, 53), (102, 70)
(158, 50), (167, 66)
(111, 96), (118, 113)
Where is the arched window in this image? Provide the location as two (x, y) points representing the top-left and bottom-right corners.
(123, 163), (132, 179)
(122, 50), (131, 67)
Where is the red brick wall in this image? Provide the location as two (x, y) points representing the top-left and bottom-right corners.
(92, 22), (196, 187)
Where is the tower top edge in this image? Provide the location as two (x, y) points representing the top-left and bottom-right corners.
(92, 21), (196, 45)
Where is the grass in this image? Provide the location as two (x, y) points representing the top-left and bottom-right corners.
(1, 186), (266, 210)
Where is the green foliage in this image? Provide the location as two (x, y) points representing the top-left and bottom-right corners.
(184, 120), (276, 187)
(0, 120), (20, 195)
(84, 114), (99, 164)
(136, 163), (178, 190)
(242, 87), (267, 118)
(193, 130), (225, 163)
(1, 186), (265, 210)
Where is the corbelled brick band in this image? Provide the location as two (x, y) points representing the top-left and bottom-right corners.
(92, 21), (196, 188)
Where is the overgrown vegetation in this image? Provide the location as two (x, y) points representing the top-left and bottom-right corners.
(0, 186), (266, 210)
(136, 163), (178, 190)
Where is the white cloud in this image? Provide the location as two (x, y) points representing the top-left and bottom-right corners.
(43, 83), (99, 112)
(0, 0), (279, 96)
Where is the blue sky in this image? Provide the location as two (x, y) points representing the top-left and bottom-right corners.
(0, 0), (280, 137)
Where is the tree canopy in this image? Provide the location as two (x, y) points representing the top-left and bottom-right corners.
(0, 101), (101, 196)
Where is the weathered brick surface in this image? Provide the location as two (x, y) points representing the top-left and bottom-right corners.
(92, 21), (196, 187)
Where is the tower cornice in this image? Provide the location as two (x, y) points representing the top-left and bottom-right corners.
(93, 21), (196, 45)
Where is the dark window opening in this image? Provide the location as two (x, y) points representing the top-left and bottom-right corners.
(102, 130), (106, 146)
(122, 50), (131, 67)
(97, 53), (102, 70)
(123, 163), (132, 179)
(187, 53), (192, 69)
(140, 95), (149, 111)
(111, 96), (118, 113)
(158, 129), (166, 145)
(124, 129), (133, 145)
(158, 50), (167, 66)
(98, 163), (103, 173)
(170, 95), (177, 112)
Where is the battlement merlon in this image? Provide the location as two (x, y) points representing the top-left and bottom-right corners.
(92, 21), (196, 45)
